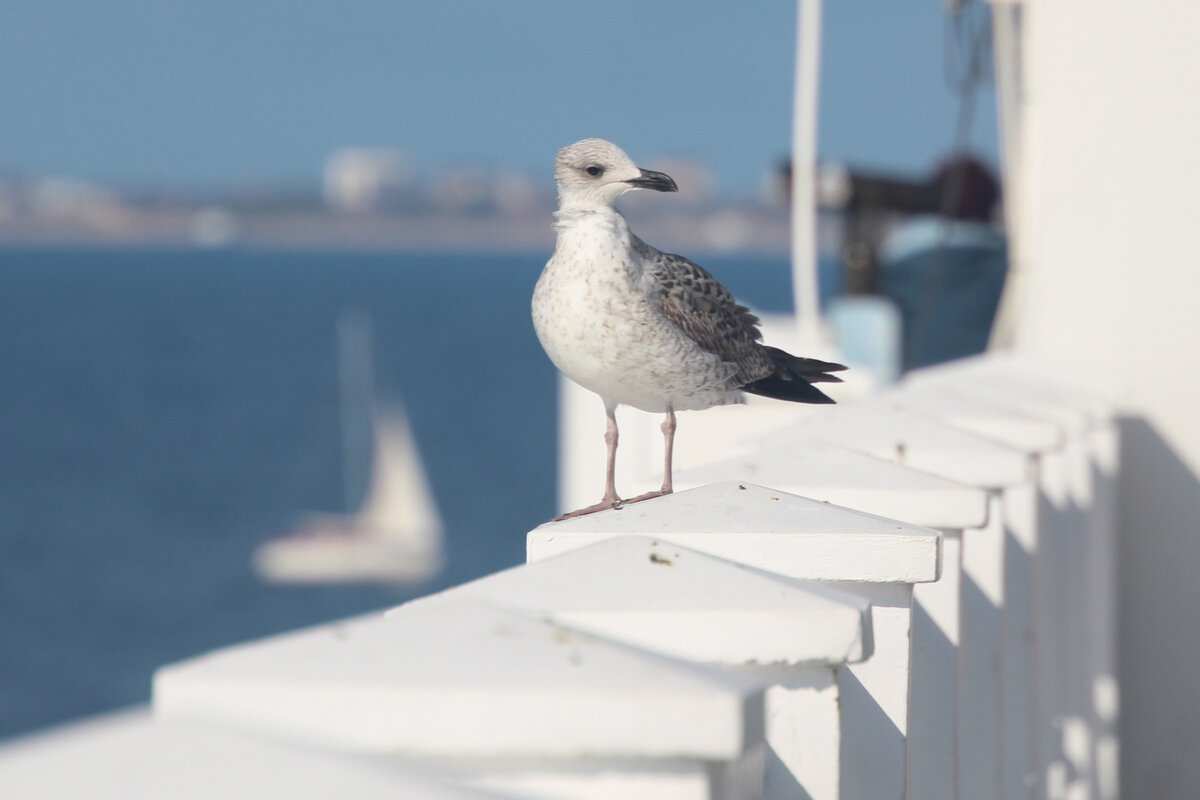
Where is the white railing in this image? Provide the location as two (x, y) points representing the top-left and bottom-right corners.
(0, 353), (1118, 800)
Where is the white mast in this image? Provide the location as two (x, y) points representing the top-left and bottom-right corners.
(790, 0), (824, 346)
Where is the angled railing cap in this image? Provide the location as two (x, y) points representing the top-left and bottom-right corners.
(673, 440), (989, 529)
(529, 482), (942, 584)
(0, 709), (524, 799)
(769, 404), (1033, 488)
(400, 535), (873, 666)
(876, 384), (1066, 453)
(154, 600), (763, 760)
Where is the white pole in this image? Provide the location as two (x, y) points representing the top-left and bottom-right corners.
(791, 0), (823, 346)
(987, 0), (1024, 349)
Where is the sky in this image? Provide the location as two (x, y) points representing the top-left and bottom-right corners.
(0, 1), (998, 194)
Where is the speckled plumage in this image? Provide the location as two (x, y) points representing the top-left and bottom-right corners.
(531, 139), (845, 518)
(533, 207), (758, 413)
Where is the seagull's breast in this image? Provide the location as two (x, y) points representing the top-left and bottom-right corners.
(532, 212), (742, 412)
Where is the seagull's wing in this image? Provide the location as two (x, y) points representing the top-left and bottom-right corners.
(639, 243), (774, 386)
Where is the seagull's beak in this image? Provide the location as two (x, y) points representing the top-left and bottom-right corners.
(625, 168), (678, 193)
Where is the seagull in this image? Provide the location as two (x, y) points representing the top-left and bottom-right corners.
(532, 139), (846, 519)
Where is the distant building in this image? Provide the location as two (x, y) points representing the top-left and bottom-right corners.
(31, 177), (118, 218)
(323, 148), (410, 213)
(428, 167), (493, 216)
(491, 171), (546, 217)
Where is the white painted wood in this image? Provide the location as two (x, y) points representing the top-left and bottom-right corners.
(885, 382), (1065, 454)
(0, 708), (522, 800)
(905, 356), (1115, 433)
(831, 581), (913, 800)
(769, 402), (1034, 488)
(898, 365), (1078, 800)
(663, 434), (986, 800)
(850, 366), (1117, 800)
(528, 482), (942, 584)
(1086, 424), (1120, 800)
(545, 358), (1116, 799)
(870, 381), (1040, 800)
(958, 492), (1007, 800)
(530, 483), (942, 800)
(920, 366), (1117, 800)
(1000, 482), (1040, 800)
(1063, 431), (1107, 800)
(1036, 433), (1111, 800)
(1035, 446), (1071, 799)
(917, 362), (1120, 800)
(154, 601), (766, 800)
(539, 356), (1117, 798)
(673, 440), (989, 530)
(662, 430), (990, 800)
(907, 529), (962, 800)
(400, 536), (867, 800)
(431, 751), (766, 800)
(758, 666), (841, 800)
(644, 415), (995, 800)
(401, 536), (871, 666)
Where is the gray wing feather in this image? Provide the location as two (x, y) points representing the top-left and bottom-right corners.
(636, 239), (774, 386)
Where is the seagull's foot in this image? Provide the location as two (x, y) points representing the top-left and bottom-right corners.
(621, 487), (673, 506)
(552, 497), (623, 521)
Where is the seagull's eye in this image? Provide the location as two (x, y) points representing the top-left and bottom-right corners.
(585, 165), (604, 177)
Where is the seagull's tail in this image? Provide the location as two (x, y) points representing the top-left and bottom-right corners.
(741, 347), (847, 404)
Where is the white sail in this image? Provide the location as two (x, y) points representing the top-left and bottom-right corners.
(252, 402), (444, 584)
(253, 312), (444, 585)
(354, 401), (443, 552)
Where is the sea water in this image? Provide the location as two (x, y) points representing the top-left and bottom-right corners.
(0, 245), (798, 739)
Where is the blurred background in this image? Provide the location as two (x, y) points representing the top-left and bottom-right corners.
(0, 1), (999, 739)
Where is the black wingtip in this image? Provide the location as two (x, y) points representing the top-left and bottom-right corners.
(741, 374), (838, 404)
(741, 347), (847, 404)
(762, 348), (847, 381)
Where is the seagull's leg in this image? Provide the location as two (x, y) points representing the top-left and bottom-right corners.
(660, 405), (676, 494)
(601, 404), (622, 503)
(624, 405), (676, 505)
(553, 402), (623, 520)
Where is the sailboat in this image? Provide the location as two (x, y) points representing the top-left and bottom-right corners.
(253, 314), (444, 585)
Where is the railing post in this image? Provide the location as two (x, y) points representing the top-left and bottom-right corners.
(405, 533), (875, 800)
(672, 439), (990, 800)
(528, 481), (942, 800)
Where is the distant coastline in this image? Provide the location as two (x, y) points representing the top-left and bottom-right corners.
(0, 148), (870, 256)
(0, 206), (798, 257)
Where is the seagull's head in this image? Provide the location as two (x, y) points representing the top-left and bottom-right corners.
(554, 138), (677, 211)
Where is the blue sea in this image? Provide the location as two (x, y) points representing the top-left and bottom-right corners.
(0, 245), (798, 741)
